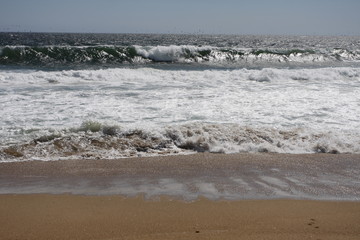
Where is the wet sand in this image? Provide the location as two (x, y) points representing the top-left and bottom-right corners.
(0, 194), (359, 240)
(1, 153), (359, 200)
(0, 153), (360, 239)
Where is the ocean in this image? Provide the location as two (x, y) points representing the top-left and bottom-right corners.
(1, 33), (360, 161)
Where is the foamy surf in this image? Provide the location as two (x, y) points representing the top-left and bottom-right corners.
(1, 33), (360, 161)
(1, 122), (360, 162)
(1, 66), (360, 161)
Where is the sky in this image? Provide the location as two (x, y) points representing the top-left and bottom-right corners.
(1, 0), (360, 35)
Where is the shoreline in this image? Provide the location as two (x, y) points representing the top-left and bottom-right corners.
(1, 153), (359, 200)
(1, 153), (360, 239)
(0, 194), (359, 240)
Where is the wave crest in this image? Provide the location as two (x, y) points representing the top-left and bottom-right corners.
(1, 45), (360, 67)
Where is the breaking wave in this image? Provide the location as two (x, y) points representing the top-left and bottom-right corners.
(1, 45), (359, 67)
(1, 122), (359, 162)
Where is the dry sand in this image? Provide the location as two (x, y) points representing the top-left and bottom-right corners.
(0, 194), (359, 240)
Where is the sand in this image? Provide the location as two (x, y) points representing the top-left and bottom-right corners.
(0, 194), (359, 240)
(1, 153), (359, 199)
(1, 153), (360, 239)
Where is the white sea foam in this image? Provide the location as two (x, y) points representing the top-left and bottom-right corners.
(1, 66), (360, 160)
(132, 45), (360, 64)
(134, 45), (210, 62)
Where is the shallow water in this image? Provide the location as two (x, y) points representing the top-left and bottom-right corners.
(1, 153), (359, 201)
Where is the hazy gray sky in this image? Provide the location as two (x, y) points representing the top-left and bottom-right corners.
(1, 0), (359, 35)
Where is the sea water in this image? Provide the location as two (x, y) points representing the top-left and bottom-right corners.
(1, 33), (360, 161)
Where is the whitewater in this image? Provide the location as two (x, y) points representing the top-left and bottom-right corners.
(1, 33), (360, 161)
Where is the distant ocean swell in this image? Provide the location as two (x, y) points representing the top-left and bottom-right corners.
(1, 45), (359, 66)
(1, 121), (360, 162)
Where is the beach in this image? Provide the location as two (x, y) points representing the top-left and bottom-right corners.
(1, 194), (360, 240)
(1, 33), (360, 239)
(1, 153), (359, 200)
(1, 153), (360, 239)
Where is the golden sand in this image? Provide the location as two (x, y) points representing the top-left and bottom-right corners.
(0, 194), (359, 240)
